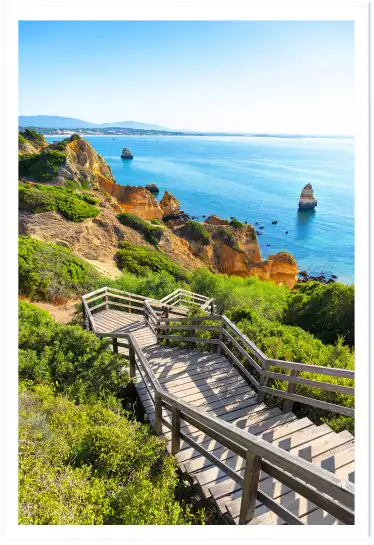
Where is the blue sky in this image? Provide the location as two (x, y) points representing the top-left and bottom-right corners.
(19, 21), (354, 134)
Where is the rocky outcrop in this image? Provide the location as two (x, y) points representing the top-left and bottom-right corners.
(160, 190), (181, 218)
(145, 183), (159, 194)
(175, 216), (298, 287)
(121, 148), (133, 159)
(299, 183), (317, 210)
(205, 215), (229, 226)
(250, 252), (298, 289)
(108, 185), (163, 220)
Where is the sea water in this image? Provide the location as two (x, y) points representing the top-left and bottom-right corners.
(47, 135), (354, 284)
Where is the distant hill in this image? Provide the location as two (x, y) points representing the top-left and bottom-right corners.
(19, 115), (169, 131)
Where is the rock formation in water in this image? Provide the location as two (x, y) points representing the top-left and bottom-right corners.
(121, 148), (133, 159)
(160, 190), (181, 218)
(299, 183), (317, 210)
(249, 251), (298, 289)
(145, 183), (159, 194)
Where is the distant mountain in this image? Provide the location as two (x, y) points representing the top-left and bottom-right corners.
(19, 115), (169, 131)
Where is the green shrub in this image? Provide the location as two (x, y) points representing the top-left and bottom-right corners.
(116, 242), (187, 281)
(70, 133), (81, 141)
(19, 183), (100, 222)
(19, 128), (46, 147)
(19, 385), (197, 524)
(227, 307), (354, 433)
(229, 218), (245, 229)
(19, 236), (100, 302)
(117, 213), (163, 246)
(284, 281), (354, 347)
(181, 221), (211, 245)
(109, 270), (185, 300)
(217, 226), (244, 252)
(19, 301), (129, 405)
(190, 268), (288, 319)
(19, 149), (67, 182)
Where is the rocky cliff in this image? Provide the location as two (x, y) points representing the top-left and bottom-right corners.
(160, 190), (181, 217)
(175, 216), (298, 287)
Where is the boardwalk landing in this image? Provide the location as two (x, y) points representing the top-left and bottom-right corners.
(92, 308), (355, 526)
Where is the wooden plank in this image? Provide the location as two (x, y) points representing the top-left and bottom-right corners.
(264, 371), (355, 396)
(261, 386), (354, 417)
(266, 359), (355, 380)
(157, 334), (220, 344)
(159, 315), (222, 324)
(222, 316), (267, 361)
(221, 328), (262, 374)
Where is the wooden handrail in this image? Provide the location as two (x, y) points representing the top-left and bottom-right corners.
(96, 328), (354, 525)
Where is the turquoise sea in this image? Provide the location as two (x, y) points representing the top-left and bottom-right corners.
(47, 135), (354, 284)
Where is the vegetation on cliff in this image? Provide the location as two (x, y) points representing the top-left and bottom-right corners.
(117, 212), (164, 246)
(19, 183), (100, 222)
(116, 242), (187, 281)
(19, 149), (67, 182)
(180, 220), (211, 245)
(19, 236), (100, 302)
(19, 128), (47, 148)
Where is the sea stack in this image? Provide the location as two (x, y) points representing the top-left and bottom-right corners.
(298, 183), (317, 211)
(121, 148), (133, 159)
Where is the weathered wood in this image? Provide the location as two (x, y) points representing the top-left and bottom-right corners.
(239, 452), (261, 525)
(112, 338), (119, 354)
(261, 386), (355, 417)
(257, 360), (269, 403)
(157, 334), (220, 344)
(220, 342), (260, 390)
(264, 370), (355, 397)
(283, 370), (298, 412)
(222, 316), (267, 361)
(158, 315), (222, 324)
(221, 328), (262, 374)
(154, 393), (163, 436)
(266, 359), (355, 380)
(171, 404), (181, 455)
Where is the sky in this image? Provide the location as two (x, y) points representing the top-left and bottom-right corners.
(19, 21), (354, 134)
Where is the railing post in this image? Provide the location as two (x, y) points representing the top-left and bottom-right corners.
(188, 318), (196, 351)
(164, 307), (169, 346)
(283, 370), (299, 413)
(129, 343), (136, 378)
(171, 404), (181, 454)
(210, 300), (214, 315)
(239, 451), (262, 525)
(217, 321), (223, 354)
(113, 337), (118, 354)
(104, 290), (109, 311)
(257, 360), (269, 402)
(155, 393), (163, 436)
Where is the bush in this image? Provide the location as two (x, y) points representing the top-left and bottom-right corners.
(19, 183), (100, 222)
(181, 221), (211, 245)
(19, 385), (197, 524)
(117, 213), (164, 246)
(19, 128), (46, 147)
(229, 218), (245, 229)
(190, 268), (288, 319)
(19, 149), (67, 182)
(217, 226), (245, 252)
(116, 242), (187, 281)
(284, 281), (354, 347)
(109, 270), (185, 301)
(19, 236), (100, 302)
(19, 301), (129, 405)
(227, 307), (354, 433)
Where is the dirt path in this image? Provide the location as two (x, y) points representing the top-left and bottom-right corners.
(29, 299), (81, 324)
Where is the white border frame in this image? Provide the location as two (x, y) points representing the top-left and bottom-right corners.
(2, 1), (370, 543)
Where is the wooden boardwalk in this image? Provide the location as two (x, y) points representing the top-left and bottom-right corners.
(89, 307), (355, 526)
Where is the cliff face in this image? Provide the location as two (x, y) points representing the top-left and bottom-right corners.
(64, 140), (163, 219)
(160, 190), (181, 217)
(176, 217), (298, 287)
(250, 252), (298, 289)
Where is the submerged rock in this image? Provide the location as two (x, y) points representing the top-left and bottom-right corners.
(121, 148), (133, 159)
(299, 183), (317, 210)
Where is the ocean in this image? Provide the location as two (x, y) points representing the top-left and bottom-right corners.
(47, 135), (355, 284)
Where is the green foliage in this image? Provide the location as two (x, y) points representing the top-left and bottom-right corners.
(227, 307), (354, 433)
(19, 236), (100, 302)
(181, 221), (211, 245)
(19, 153), (40, 177)
(190, 268), (288, 320)
(284, 281), (354, 347)
(117, 213), (164, 246)
(116, 242), (188, 281)
(109, 271), (185, 301)
(19, 128), (46, 147)
(229, 218), (245, 229)
(19, 183), (100, 222)
(19, 385), (197, 524)
(217, 226), (245, 252)
(19, 301), (129, 405)
(70, 133), (81, 141)
(29, 149), (67, 182)
(18, 133), (27, 144)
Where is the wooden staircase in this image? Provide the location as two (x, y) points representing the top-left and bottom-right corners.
(82, 287), (355, 526)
